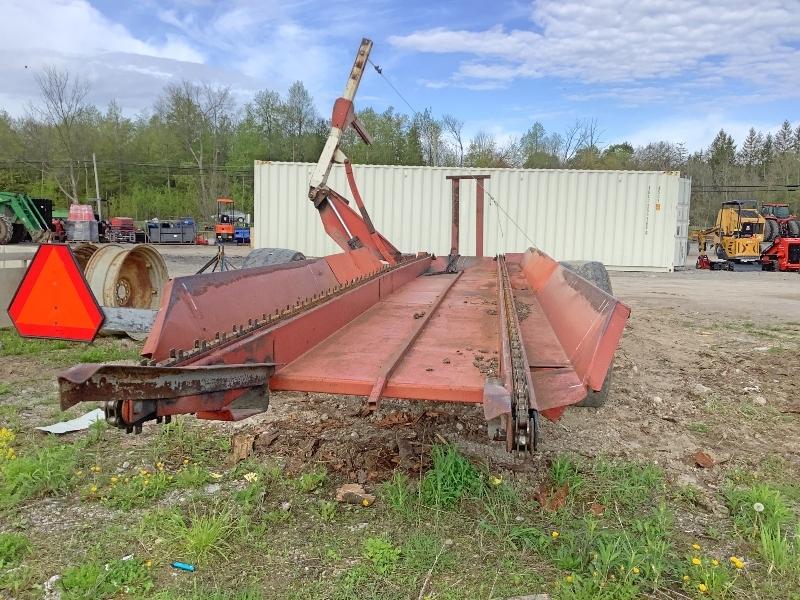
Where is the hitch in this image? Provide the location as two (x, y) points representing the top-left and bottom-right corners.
(58, 363), (275, 432)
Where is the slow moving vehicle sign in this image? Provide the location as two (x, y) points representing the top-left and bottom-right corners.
(7, 244), (104, 342)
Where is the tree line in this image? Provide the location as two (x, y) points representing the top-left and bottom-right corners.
(0, 67), (797, 226)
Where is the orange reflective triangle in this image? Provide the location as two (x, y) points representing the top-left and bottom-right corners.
(8, 244), (104, 342)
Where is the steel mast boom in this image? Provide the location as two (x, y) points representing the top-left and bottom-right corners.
(307, 38), (401, 265)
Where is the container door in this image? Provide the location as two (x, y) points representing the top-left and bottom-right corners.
(673, 179), (691, 270)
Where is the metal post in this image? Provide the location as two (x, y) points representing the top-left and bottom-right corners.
(92, 153), (102, 221)
(450, 178), (460, 256)
(447, 174), (489, 257)
(476, 176), (486, 258)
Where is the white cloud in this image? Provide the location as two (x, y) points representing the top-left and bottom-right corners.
(389, 0), (800, 96)
(0, 0), (347, 116)
(624, 115), (789, 152)
(3, 0), (203, 63)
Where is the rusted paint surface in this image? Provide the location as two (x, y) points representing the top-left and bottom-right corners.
(143, 257), (339, 361)
(366, 271), (462, 409)
(520, 249), (630, 408)
(272, 259), (497, 404)
(59, 363), (274, 408)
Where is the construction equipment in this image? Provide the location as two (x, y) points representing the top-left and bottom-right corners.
(0, 192), (51, 244)
(696, 201), (765, 269)
(761, 236), (800, 272)
(214, 198), (246, 243)
(761, 202), (800, 241)
(53, 38), (630, 455)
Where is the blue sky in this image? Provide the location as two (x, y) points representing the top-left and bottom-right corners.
(2, 0), (798, 151)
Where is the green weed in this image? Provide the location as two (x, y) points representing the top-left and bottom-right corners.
(362, 536), (401, 575)
(149, 589), (263, 600)
(758, 525), (796, 574)
(161, 507), (238, 563)
(314, 500), (338, 523)
(150, 420), (230, 466)
(689, 422), (709, 434)
(381, 472), (416, 518)
(724, 483), (793, 537)
(292, 467), (326, 493)
(99, 468), (172, 509)
(0, 532), (28, 565)
(401, 533), (451, 574)
(551, 454), (584, 493)
(590, 458), (665, 511)
(0, 442), (78, 508)
(59, 558), (152, 600)
(419, 444), (485, 508)
(0, 383), (11, 396)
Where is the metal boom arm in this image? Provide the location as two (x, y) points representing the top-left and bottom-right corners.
(307, 38), (401, 265)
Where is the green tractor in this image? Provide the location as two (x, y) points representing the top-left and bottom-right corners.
(0, 192), (51, 244)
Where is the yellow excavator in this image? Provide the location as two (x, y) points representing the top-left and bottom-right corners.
(696, 201), (765, 270)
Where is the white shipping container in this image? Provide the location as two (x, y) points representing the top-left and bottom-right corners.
(254, 162), (691, 272)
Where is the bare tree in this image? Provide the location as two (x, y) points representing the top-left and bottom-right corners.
(560, 118), (602, 164)
(157, 81), (234, 217)
(29, 66), (91, 202)
(442, 114), (465, 166)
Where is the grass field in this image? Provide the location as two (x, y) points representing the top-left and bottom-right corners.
(1, 324), (799, 599)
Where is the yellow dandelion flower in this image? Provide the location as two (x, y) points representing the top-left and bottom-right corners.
(698, 583), (708, 593)
(209, 472), (223, 479)
(111, 476), (119, 483)
(565, 575), (573, 583)
(243, 472), (259, 483)
(632, 566), (640, 574)
(183, 458), (190, 465)
(692, 543), (701, 550)
(75, 470), (84, 477)
(551, 531), (559, 539)
(145, 560), (153, 568)
(683, 575), (690, 582)
(361, 498), (370, 507)
(90, 485), (98, 493)
(711, 559), (719, 567)
(691, 557), (701, 566)
(729, 556), (744, 569)
(490, 476), (502, 486)
(143, 479), (150, 486)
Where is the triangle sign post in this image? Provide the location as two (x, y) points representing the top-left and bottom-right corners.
(7, 244), (105, 342)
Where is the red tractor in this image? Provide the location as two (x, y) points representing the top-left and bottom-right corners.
(761, 237), (800, 272)
(761, 203), (800, 241)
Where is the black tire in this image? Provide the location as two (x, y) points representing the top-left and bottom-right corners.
(788, 220), (800, 238)
(10, 223), (26, 243)
(764, 219), (777, 242)
(0, 215), (12, 245)
(559, 260), (613, 408)
(242, 247), (306, 269)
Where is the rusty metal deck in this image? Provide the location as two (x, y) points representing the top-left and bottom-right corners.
(272, 259), (498, 403)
